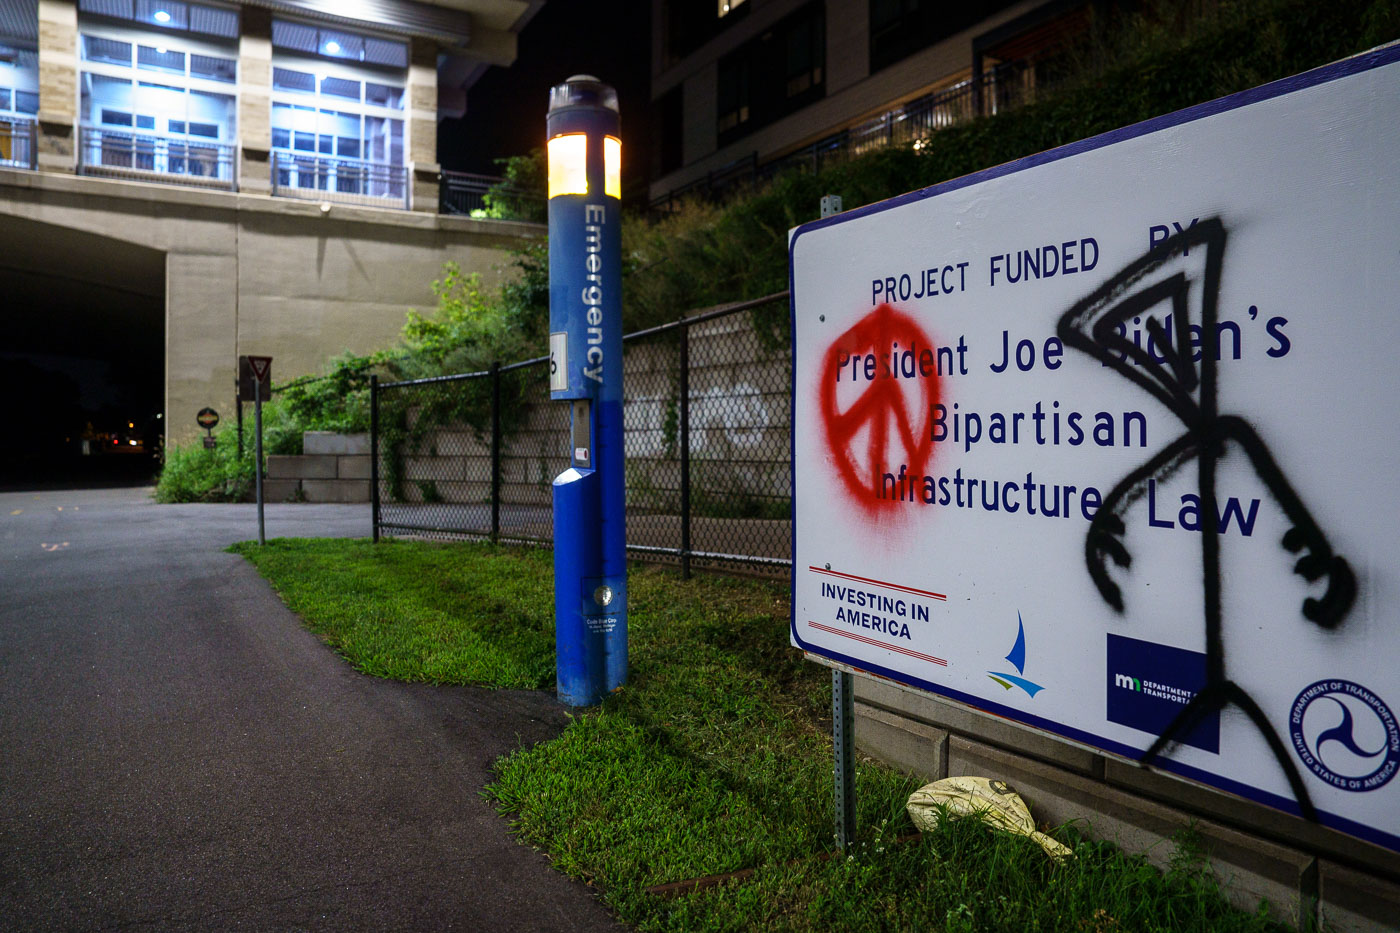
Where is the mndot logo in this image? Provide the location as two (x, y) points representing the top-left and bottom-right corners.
(1290, 680), (1400, 793)
(1105, 634), (1217, 753)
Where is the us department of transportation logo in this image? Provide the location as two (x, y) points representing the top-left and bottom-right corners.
(1290, 680), (1400, 793)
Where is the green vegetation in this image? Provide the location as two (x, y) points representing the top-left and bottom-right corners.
(235, 538), (1294, 932)
(228, 538), (555, 687)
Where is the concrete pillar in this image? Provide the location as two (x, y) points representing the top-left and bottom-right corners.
(166, 249), (239, 445)
(407, 37), (439, 212)
(238, 7), (273, 195)
(36, 0), (77, 173)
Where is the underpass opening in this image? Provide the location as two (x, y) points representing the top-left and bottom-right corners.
(0, 215), (165, 489)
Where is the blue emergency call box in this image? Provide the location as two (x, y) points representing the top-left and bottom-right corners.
(547, 75), (627, 706)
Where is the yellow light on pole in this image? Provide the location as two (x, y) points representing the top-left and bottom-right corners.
(547, 133), (588, 199)
(604, 136), (621, 200)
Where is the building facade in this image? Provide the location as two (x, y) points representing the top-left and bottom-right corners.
(0, 0), (545, 443)
(648, 0), (1087, 205)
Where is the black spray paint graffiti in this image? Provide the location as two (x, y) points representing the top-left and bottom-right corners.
(1056, 217), (1356, 821)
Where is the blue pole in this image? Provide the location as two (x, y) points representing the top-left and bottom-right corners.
(548, 75), (626, 706)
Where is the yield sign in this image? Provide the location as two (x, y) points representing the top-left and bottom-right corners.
(238, 355), (274, 400)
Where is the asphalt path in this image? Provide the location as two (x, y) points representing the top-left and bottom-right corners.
(0, 486), (623, 931)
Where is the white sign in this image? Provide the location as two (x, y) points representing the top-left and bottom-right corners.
(790, 50), (1400, 852)
(549, 332), (568, 392)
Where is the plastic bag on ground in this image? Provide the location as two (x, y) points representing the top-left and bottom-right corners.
(906, 776), (1074, 860)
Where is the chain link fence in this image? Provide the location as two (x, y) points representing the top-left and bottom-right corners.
(371, 292), (792, 576)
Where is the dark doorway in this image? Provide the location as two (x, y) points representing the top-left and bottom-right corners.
(0, 215), (165, 489)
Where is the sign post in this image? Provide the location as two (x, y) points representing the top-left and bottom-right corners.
(547, 75), (626, 706)
(240, 355), (272, 545)
(197, 407), (219, 450)
(788, 51), (1400, 853)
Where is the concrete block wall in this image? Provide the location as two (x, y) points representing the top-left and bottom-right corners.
(264, 432), (371, 503)
(854, 673), (1400, 931)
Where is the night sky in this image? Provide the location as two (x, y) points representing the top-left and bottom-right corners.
(437, 1), (654, 200)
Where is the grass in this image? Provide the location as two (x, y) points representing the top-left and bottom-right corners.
(228, 537), (555, 687)
(234, 538), (1293, 932)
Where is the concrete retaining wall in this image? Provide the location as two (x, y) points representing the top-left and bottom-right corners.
(852, 672), (1400, 931)
(265, 432), (371, 503)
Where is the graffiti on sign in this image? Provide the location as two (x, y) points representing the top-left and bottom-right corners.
(818, 303), (942, 520)
(1056, 217), (1356, 820)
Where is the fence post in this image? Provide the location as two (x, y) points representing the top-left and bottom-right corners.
(491, 361), (501, 545)
(370, 374), (380, 543)
(679, 324), (691, 580)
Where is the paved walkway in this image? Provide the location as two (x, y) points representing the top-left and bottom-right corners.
(0, 487), (623, 931)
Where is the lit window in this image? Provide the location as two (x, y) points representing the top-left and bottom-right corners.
(78, 0), (238, 39)
(547, 133), (588, 198)
(273, 68), (315, 94)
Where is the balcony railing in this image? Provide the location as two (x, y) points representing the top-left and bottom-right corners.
(271, 150), (408, 210)
(79, 124), (235, 189)
(439, 169), (544, 222)
(1, 115), (37, 170)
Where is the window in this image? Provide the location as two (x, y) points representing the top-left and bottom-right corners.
(869, 0), (1017, 74)
(783, 12), (822, 98)
(666, 0), (749, 63)
(654, 84), (683, 177)
(715, 2), (824, 146)
(320, 76), (360, 101)
(82, 31), (236, 84)
(270, 102), (403, 165)
(716, 53), (749, 136)
(365, 82), (403, 109)
(270, 35), (406, 174)
(0, 47), (40, 121)
(138, 45), (186, 75)
(83, 35), (132, 66)
(271, 19), (407, 69)
(273, 67), (315, 94)
(78, 0), (240, 40)
(79, 19), (237, 182)
(190, 53), (234, 82)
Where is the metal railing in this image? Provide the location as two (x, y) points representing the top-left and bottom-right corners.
(271, 150), (408, 210)
(371, 291), (793, 576)
(0, 115), (37, 170)
(439, 169), (545, 222)
(78, 124), (235, 189)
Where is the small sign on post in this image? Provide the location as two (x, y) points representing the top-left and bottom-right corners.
(197, 407), (219, 450)
(239, 355), (272, 545)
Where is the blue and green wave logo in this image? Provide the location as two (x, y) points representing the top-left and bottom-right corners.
(988, 613), (1045, 698)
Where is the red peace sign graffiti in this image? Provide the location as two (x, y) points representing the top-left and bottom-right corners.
(819, 304), (942, 518)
